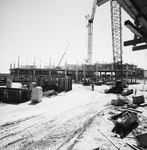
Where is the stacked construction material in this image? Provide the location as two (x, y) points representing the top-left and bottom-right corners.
(0, 87), (31, 103)
(132, 95), (145, 105)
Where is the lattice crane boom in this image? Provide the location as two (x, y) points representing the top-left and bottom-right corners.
(85, 0), (97, 65)
(110, 0), (123, 82)
(85, 0), (123, 82)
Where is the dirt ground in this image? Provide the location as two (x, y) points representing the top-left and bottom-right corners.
(0, 81), (147, 150)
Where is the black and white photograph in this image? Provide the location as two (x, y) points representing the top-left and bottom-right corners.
(0, 0), (147, 149)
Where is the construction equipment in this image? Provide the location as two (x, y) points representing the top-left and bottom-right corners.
(110, 0), (123, 83)
(105, 80), (124, 94)
(105, 0), (125, 94)
(86, 0), (123, 81)
(85, 0), (98, 65)
(86, 0), (123, 88)
(57, 44), (70, 67)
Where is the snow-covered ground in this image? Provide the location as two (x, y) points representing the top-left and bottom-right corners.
(0, 81), (147, 150)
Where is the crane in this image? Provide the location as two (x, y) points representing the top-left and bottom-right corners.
(85, 0), (98, 65)
(86, 0), (123, 84)
(110, 0), (123, 83)
(97, 0), (123, 83)
(57, 44), (70, 67)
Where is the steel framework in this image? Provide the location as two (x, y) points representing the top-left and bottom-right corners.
(86, 0), (97, 65)
(110, 0), (123, 81)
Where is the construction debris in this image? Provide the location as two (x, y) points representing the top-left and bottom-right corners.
(126, 142), (144, 150)
(135, 133), (147, 148)
(116, 111), (138, 129)
(111, 99), (128, 106)
(139, 102), (147, 107)
(43, 89), (57, 97)
(97, 128), (120, 150)
(132, 95), (145, 105)
(122, 89), (133, 96)
(105, 81), (124, 94)
(0, 82), (146, 149)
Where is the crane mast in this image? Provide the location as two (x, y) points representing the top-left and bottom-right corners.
(86, 0), (97, 65)
(86, 0), (123, 83)
(110, 0), (123, 82)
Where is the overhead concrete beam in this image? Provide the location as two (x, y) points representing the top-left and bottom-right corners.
(133, 44), (147, 51)
(116, 0), (136, 20)
(138, 15), (147, 28)
(97, 0), (109, 6)
(124, 37), (147, 46)
(125, 20), (144, 37)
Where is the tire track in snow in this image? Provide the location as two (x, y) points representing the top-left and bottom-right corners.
(25, 107), (97, 150)
(25, 93), (112, 150)
(0, 115), (39, 140)
(24, 91), (106, 149)
(0, 113), (58, 149)
(57, 106), (112, 150)
(0, 103), (91, 150)
(25, 105), (112, 150)
(0, 86), (114, 150)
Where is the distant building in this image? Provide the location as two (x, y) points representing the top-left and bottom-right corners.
(9, 62), (144, 84)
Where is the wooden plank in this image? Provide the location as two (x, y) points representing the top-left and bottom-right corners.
(124, 37), (147, 46)
(126, 142), (139, 150)
(139, 102), (147, 107)
(133, 144), (145, 150)
(97, 128), (120, 150)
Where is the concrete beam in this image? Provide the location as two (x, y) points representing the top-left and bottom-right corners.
(97, 0), (109, 6)
(124, 37), (147, 46)
(133, 44), (147, 51)
(125, 20), (144, 37)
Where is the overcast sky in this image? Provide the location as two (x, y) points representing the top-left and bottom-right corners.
(0, 0), (147, 73)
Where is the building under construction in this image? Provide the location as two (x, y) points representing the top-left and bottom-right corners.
(9, 62), (144, 85)
(4, 0), (147, 88)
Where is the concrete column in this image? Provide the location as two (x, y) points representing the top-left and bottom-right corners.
(49, 70), (51, 76)
(17, 69), (19, 76)
(126, 64), (128, 83)
(105, 71), (107, 82)
(96, 62), (98, 82)
(76, 67), (78, 83)
(135, 66), (137, 83)
(83, 64), (86, 79)
(65, 68), (67, 77)
(111, 64), (113, 82)
(33, 69), (35, 76)
(65, 63), (67, 77)
(131, 64), (133, 84)
(100, 72), (102, 82)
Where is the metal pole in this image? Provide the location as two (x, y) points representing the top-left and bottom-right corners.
(97, 128), (120, 150)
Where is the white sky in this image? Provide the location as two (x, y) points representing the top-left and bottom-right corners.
(0, 0), (147, 73)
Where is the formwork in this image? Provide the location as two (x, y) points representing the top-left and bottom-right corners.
(36, 76), (72, 92)
(0, 87), (31, 103)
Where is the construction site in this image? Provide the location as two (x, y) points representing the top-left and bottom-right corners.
(0, 0), (147, 150)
